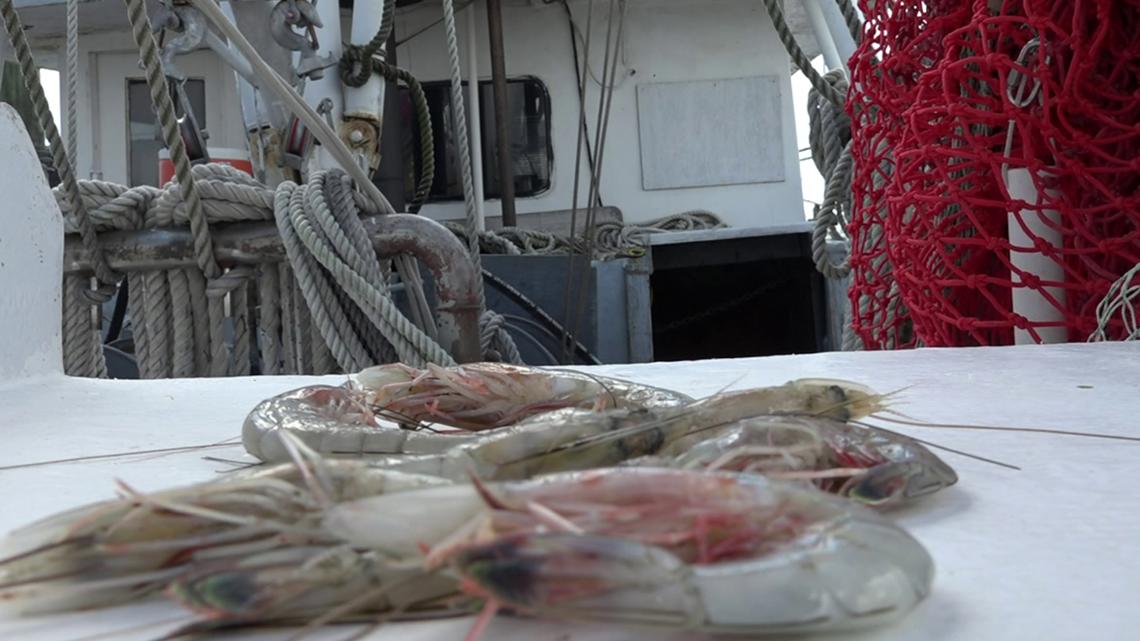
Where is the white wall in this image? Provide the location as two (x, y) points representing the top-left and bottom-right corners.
(39, 0), (805, 228)
(396, 0), (805, 228)
(51, 30), (246, 185)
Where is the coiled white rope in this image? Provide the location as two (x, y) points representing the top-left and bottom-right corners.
(444, 211), (727, 259)
(58, 165), (522, 376)
(1089, 263), (1140, 342)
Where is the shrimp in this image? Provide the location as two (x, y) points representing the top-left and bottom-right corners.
(243, 376), (893, 465)
(328, 467), (935, 636)
(634, 415), (959, 508)
(350, 378), (897, 481)
(0, 458), (448, 615)
(167, 544), (467, 625)
(346, 362), (695, 430)
(242, 385), (480, 464)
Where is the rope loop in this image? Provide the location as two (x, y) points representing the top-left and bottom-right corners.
(339, 45), (374, 87)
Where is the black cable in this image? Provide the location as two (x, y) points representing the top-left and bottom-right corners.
(394, 0), (477, 47)
(554, 0), (600, 202)
(481, 268), (603, 365)
(503, 321), (561, 366)
(104, 279), (129, 343)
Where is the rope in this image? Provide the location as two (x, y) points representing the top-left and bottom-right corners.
(276, 170), (454, 368)
(760, 0), (843, 109)
(1089, 263), (1140, 342)
(339, 0), (396, 87)
(444, 211), (726, 259)
(57, 164), (513, 377)
(373, 59), (434, 211)
(123, 0), (221, 281)
(1, 0), (119, 295)
(479, 310), (523, 364)
(65, 0), (78, 166)
(439, 0), (486, 312)
(834, 0), (863, 43)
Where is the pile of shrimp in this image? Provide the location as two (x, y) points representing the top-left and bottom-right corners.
(1, 362), (968, 639)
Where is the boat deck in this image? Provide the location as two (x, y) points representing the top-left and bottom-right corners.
(2, 342), (1138, 640)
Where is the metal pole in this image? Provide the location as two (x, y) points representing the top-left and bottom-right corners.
(485, 0), (516, 227)
(376, 28), (405, 212)
(801, 0), (845, 73)
(466, 1), (486, 231)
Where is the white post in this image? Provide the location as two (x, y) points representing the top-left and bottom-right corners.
(466, 1), (486, 231)
(800, 0), (843, 72)
(801, 0), (847, 73)
(1006, 167), (1067, 344)
(0, 104), (63, 381)
(303, 0), (346, 170)
(219, 1), (270, 132)
(344, 0), (386, 121)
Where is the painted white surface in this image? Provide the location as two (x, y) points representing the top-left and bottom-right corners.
(1, 343), (1139, 639)
(0, 104), (64, 382)
(55, 30), (246, 184)
(396, 0), (806, 227)
(636, 76), (785, 190)
(38, 0), (811, 225)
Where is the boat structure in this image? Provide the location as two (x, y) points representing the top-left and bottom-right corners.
(0, 0), (1136, 640)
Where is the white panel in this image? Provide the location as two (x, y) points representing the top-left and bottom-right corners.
(0, 104), (63, 380)
(636, 76), (785, 191)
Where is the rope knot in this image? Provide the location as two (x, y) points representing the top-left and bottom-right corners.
(339, 45), (373, 87)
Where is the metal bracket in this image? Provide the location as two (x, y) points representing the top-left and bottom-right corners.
(151, 5), (210, 164)
(270, 0), (335, 80)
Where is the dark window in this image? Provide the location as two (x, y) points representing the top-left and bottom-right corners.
(400, 76), (552, 202)
(127, 78), (206, 187)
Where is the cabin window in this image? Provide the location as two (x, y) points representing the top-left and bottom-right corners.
(127, 78), (207, 187)
(400, 76), (552, 202)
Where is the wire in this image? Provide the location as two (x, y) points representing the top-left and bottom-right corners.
(481, 267), (603, 365)
(556, 0), (600, 200)
(503, 321), (560, 365)
(394, 0), (477, 47)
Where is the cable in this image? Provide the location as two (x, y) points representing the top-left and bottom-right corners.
(503, 320), (560, 366)
(394, 0), (476, 47)
(556, 0), (600, 200)
(481, 267), (603, 365)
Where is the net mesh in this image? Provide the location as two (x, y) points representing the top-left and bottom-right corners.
(846, 0), (1140, 348)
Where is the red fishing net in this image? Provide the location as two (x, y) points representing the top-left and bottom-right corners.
(846, 0), (1140, 348)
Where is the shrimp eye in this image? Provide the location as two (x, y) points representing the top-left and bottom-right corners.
(456, 539), (541, 606)
(173, 572), (260, 614)
(846, 474), (906, 507)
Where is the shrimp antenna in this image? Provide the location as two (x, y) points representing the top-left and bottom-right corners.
(277, 430), (334, 508)
(0, 439), (243, 472)
(549, 366), (622, 407)
(282, 576), (417, 641)
(872, 410), (1140, 443)
(697, 373), (751, 399)
(852, 420), (1022, 471)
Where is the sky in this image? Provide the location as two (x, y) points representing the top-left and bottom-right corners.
(37, 61), (826, 219)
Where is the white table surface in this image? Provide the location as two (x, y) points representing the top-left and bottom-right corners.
(2, 342), (1139, 641)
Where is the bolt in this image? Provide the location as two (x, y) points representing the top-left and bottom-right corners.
(349, 130), (365, 144)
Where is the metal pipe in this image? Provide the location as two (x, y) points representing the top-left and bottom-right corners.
(466, 1), (486, 231)
(485, 0), (516, 226)
(801, 0), (845, 73)
(62, 214), (483, 363)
